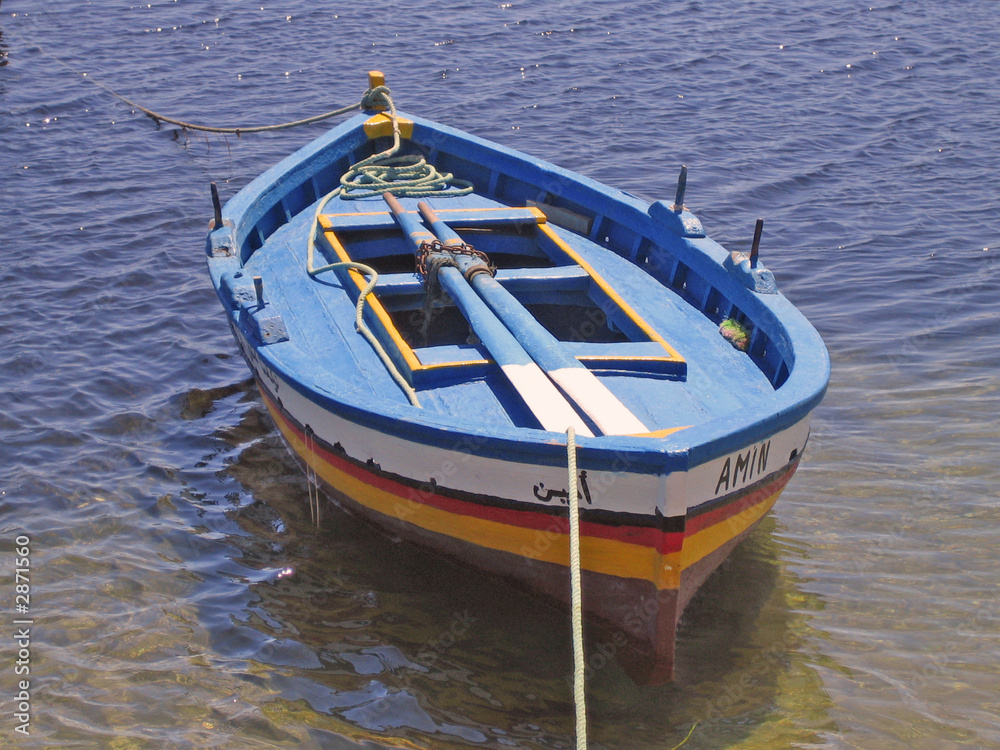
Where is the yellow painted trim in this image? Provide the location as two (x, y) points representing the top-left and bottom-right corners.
(268, 398), (781, 591)
(420, 358), (492, 371)
(317, 218), (495, 379)
(630, 425), (691, 438)
(364, 113), (414, 140)
(575, 355), (678, 363)
(441, 206), (545, 218)
(679, 489), (781, 571)
(320, 211), (394, 220)
(537, 223), (686, 364)
(526, 206), (548, 223)
(321, 206), (548, 223)
(319, 227), (422, 373)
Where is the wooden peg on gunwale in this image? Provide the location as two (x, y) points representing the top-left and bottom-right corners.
(367, 71), (387, 111)
(210, 182), (223, 230)
(673, 165), (687, 212)
(750, 218), (764, 268)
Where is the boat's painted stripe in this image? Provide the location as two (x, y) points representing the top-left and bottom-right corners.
(265, 389), (671, 532)
(266, 391), (662, 581)
(260, 387), (789, 588)
(685, 466), (794, 538)
(266, 389), (680, 549)
(536, 222), (686, 365)
(678, 477), (787, 571)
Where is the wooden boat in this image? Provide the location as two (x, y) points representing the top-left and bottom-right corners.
(205, 73), (829, 684)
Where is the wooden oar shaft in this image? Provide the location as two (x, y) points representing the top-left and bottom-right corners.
(416, 201), (464, 248)
(417, 201), (648, 436)
(384, 193), (437, 246)
(383, 193), (593, 436)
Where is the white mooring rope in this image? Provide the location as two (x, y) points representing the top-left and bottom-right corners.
(303, 427), (321, 528)
(305, 254), (421, 408)
(566, 426), (588, 750)
(565, 430), (698, 750)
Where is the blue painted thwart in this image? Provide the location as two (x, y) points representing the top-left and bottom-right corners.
(205, 77), (830, 683)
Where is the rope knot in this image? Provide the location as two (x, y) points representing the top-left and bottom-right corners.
(361, 84), (392, 111)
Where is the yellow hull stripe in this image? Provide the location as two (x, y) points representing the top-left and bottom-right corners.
(272, 401), (660, 582)
(678, 490), (781, 572)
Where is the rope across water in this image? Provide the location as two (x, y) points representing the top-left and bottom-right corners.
(40, 59), (464, 407)
(34, 44), (367, 135)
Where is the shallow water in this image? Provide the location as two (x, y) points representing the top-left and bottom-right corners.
(2, 0), (998, 747)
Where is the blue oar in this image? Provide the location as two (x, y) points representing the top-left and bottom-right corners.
(382, 193), (593, 437)
(417, 200), (648, 436)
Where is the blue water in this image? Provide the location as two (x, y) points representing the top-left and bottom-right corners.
(3, 1), (998, 747)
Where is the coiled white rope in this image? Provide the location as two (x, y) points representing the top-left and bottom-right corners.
(566, 426), (588, 750)
(338, 85), (474, 200)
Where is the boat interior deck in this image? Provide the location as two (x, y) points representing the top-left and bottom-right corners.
(241, 188), (777, 435)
